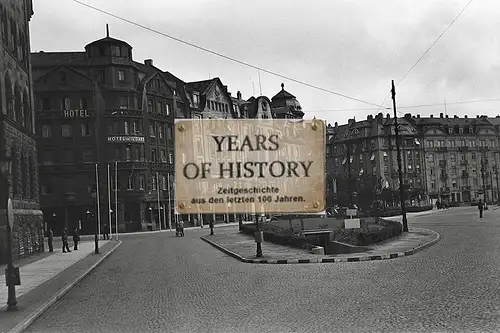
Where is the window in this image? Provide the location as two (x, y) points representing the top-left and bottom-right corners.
(42, 150), (53, 165)
(80, 98), (88, 109)
(118, 70), (126, 82)
(149, 123), (155, 137)
(167, 126), (172, 140)
(41, 184), (51, 195)
(62, 124), (72, 137)
(431, 181), (435, 189)
(132, 120), (140, 135)
(125, 147), (131, 161)
(127, 177), (134, 190)
(193, 93), (200, 108)
(165, 103), (170, 115)
(158, 125), (163, 139)
(162, 175), (167, 190)
(156, 101), (162, 113)
(114, 46), (121, 57)
(147, 99), (153, 112)
(98, 70), (105, 82)
(168, 152), (173, 164)
(124, 121), (129, 135)
(459, 127), (463, 134)
(119, 96), (128, 109)
(139, 175), (145, 190)
(160, 149), (166, 162)
(82, 147), (93, 162)
(152, 176), (157, 190)
(60, 72), (66, 85)
(42, 125), (52, 138)
(42, 98), (50, 110)
(81, 123), (92, 136)
(61, 97), (71, 110)
(151, 149), (157, 162)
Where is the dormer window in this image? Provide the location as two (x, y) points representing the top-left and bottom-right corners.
(459, 127), (463, 134)
(113, 45), (121, 57)
(192, 92), (200, 108)
(118, 70), (126, 82)
(448, 128), (453, 134)
(469, 128), (474, 134)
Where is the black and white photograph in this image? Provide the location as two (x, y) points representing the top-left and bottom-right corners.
(1, 0), (500, 332)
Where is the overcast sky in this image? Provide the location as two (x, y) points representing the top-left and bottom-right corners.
(29, 0), (500, 125)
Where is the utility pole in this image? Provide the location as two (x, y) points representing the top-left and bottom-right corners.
(391, 80), (408, 232)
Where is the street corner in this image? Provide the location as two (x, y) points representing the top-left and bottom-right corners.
(403, 228), (441, 256)
(200, 236), (249, 263)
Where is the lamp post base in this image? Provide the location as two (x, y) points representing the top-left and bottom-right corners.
(256, 243), (263, 257)
(94, 233), (99, 254)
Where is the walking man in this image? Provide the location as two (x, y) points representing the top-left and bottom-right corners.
(478, 199), (484, 219)
(62, 228), (71, 253)
(72, 227), (80, 250)
(48, 228), (54, 252)
(102, 224), (110, 240)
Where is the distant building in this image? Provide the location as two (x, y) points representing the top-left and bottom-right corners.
(31, 30), (188, 234)
(0, 0), (44, 264)
(326, 112), (500, 208)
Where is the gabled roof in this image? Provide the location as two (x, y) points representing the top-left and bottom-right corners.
(185, 78), (217, 94)
(33, 64), (94, 84)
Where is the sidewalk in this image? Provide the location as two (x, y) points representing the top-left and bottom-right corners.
(201, 226), (440, 264)
(0, 240), (121, 333)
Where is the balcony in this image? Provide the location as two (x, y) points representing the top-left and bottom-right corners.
(461, 185), (471, 191)
(460, 160), (468, 165)
(461, 172), (469, 178)
(116, 161), (148, 170)
(439, 161), (447, 167)
(458, 147), (469, 152)
(436, 147), (448, 152)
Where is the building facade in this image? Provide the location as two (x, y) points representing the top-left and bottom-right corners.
(32, 32), (189, 234)
(0, 0), (44, 264)
(326, 112), (500, 209)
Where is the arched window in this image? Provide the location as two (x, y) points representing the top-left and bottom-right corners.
(4, 73), (13, 117)
(23, 89), (31, 132)
(11, 147), (18, 196)
(14, 83), (21, 123)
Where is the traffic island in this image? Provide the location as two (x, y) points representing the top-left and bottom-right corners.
(200, 227), (440, 264)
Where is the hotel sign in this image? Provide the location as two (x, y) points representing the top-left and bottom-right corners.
(175, 119), (325, 214)
(107, 136), (145, 143)
(62, 109), (92, 118)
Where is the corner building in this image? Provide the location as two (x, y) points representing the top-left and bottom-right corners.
(32, 32), (189, 234)
(0, 0), (45, 264)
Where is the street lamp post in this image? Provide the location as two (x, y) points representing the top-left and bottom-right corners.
(391, 80), (408, 232)
(481, 159), (487, 205)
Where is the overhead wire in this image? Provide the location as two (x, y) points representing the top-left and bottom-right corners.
(72, 0), (384, 108)
(303, 98), (500, 113)
(375, 0), (475, 116)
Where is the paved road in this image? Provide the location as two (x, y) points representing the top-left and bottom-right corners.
(26, 207), (500, 333)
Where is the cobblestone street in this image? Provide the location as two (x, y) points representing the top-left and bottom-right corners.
(25, 207), (500, 333)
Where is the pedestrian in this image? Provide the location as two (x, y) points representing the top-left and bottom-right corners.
(72, 227), (80, 250)
(61, 228), (71, 253)
(48, 228), (54, 252)
(478, 199), (484, 219)
(102, 224), (110, 240)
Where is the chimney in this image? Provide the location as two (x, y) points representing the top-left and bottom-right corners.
(237, 91), (242, 100)
(335, 122), (338, 128)
(446, 115), (449, 118)
(404, 113), (411, 119)
(417, 114), (420, 118)
(144, 59), (153, 66)
(430, 114), (433, 118)
(348, 118), (355, 126)
(476, 115), (479, 118)
(386, 113), (390, 119)
(440, 113), (444, 118)
(465, 115), (468, 119)
(224, 85), (228, 92)
(454, 115), (458, 118)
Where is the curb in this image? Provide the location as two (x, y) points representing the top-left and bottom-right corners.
(7, 240), (123, 333)
(200, 228), (440, 264)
